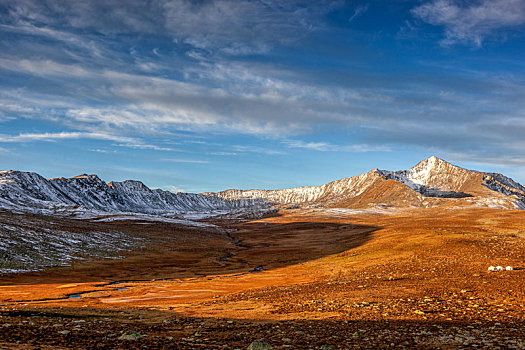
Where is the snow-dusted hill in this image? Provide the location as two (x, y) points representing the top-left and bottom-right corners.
(1, 156), (524, 215)
(0, 171), (265, 216)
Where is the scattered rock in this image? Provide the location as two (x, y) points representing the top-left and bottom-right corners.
(247, 339), (273, 349)
(118, 330), (145, 341)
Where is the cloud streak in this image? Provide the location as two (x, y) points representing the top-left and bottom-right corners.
(349, 4), (369, 23)
(158, 158), (210, 164)
(284, 140), (390, 152)
(0, 0), (341, 55)
(0, 131), (175, 152)
(412, 0), (525, 46)
(1, 53), (524, 167)
(0, 131), (131, 143)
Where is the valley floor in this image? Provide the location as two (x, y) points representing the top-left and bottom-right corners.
(0, 208), (524, 349)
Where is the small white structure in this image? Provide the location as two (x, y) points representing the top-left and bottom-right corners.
(488, 266), (496, 272)
(496, 266), (504, 271)
(506, 266), (514, 271)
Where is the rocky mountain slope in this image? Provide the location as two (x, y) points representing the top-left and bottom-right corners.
(210, 156), (525, 210)
(1, 156), (524, 215)
(0, 171), (263, 216)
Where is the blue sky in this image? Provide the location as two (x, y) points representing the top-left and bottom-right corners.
(0, 0), (524, 192)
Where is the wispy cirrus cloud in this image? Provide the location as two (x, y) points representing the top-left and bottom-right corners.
(113, 143), (176, 151)
(1, 54), (524, 166)
(0, 131), (131, 143)
(88, 148), (117, 154)
(411, 0), (525, 46)
(158, 158), (210, 164)
(284, 139), (390, 152)
(348, 4), (369, 23)
(0, 0), (341, 55)
(0, 131), (174, 151)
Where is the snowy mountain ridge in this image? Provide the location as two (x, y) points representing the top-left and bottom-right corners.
(0, 170), (264, 216)
(210, 156), (525, 210)
(1, 156), (524, 215)
(205, 170), (381, 207)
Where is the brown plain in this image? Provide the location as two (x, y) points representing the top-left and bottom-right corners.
(0, 207), (524, 349)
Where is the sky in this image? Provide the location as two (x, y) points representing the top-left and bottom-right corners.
(0, 0), (524, 192)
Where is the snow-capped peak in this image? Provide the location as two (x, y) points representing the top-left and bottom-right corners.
(1, 156), (524, 214)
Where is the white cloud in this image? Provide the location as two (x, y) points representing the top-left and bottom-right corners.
(231, 145), (286, 155)
(161, 0), (339, 53)
(412, 0), (525, 46)
(349, 4), (369, 23)
(0, 58), (92, 78)
(162, 185), (186, 193)
(0, 100), (36, 114)
(0, 58), (366, 135)
(88, 148), (116, 153)
(1, 0), (341, 55)
(447, 151), (525, 168)
(285, 140), (390, 152)
(113, 143), (176, 151)
(0, 131), (175, 152)
(209, 151), (239, 156)
(158, 158), (210, 164)
(0, 22), (104, 56)
(0, 131), (131, 143)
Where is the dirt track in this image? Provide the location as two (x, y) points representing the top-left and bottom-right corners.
(1, 208), (525, 348)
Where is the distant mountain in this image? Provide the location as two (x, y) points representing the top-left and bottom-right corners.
(0, 171), (263, 215)
(1, 156), (524, 216)
(209, 156), (525, 210)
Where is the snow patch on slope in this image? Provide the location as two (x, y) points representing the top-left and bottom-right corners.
(91, 214), (217, 228)
(0, 213), (140, 274)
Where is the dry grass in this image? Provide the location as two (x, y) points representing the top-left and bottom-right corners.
(1, 207), (525, 348)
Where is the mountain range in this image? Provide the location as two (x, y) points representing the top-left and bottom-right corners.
(1, 156), (524, 216)
(210, 156), (525, 210)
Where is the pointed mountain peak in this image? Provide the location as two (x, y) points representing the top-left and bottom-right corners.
(420, 155), (448, 165)
(412, 156), (459, 172)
